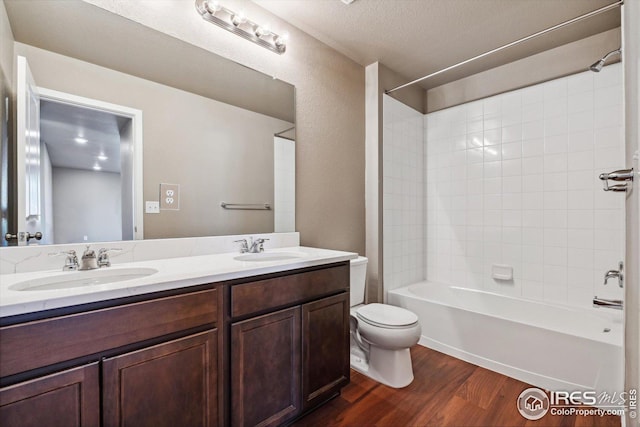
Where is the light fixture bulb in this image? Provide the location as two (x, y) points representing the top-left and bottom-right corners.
(204, 0), (221, 14)
(232, 11), (246, 26)
(275, 32), (289, 47)
(255, 24), (271, 37)
(74, 137), (88, 144)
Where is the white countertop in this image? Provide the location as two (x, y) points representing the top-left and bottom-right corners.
(0, 246), (357, 318)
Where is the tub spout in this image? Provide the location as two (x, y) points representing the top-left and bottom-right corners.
(593, 297), (623, 310)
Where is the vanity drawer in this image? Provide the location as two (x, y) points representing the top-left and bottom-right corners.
(231, 263), (349, 318)
(0, 288), (217, 378)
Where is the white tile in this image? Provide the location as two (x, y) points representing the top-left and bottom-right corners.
(467, 147), (484, 164)
(544, 228), (567, 247)
(523, 262), (545, 282)
(594, 209), (624, 230)
(595, 85), (622, 109)
(483, 146), (501, 161)
(543, 79), (568, 100)
(568, 90), (594, 113)
(502, 124), (522, 143)
(595, 228), (623, 252)
(568, 111), (594, 134)
(594, 104), (623, 129)
(503, 210), (522, 227)
(522, 210), (543, 228)
(484, 116), (501, 132)
(593, 63), (622, 88)
(568, 130), (594, 152)
(503, 159), (522, 177)
(484, 161), (501, 178)
(544, 246), (568, 266)
(467, 163), (484, 180)
(503, 176), (522, 194)
(484, 210), (502, 226)
(522, 245), (544, 264)
(544, 115), (568, 137)
(568, 248), (594, 269)
(484, 128), (502, 146)
(543, 153), (567, 173)
(522, 138), (544, 157)
(522, 280), (544, 300)
(522, 175), (543, 192)
(594, 126), (624, 149)
(568, 228), (594, 249)
(568, 171), (595, 191)
(544, 134), (568, 154)
(523, 228), (544, 247)
(522, 157), (544, 175)
(543, 172), (567, 192)
(568, 210), (594, 229)
(568, 190), (594, 210)
(523, 120), (544, 140)
(544, 97), (568, 118)
(567, 151), (593, 171)
(502, 142), (522, 160)
(522, 192), (543, 210)
(544, 210), (567, 228)
(594, 147), (624, 169)
(522, 103), (543, 122)
(483, 97), (502, 116)
(544, 191), (568, 210)
(522, 85), (544, 105)
(567, 71), (593, 94)
(483, 178), (502, 194)
(466, 100), (484, 119)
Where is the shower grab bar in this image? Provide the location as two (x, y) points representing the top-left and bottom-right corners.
(385, 0), (624, 94)
(221, 202), (272, 210)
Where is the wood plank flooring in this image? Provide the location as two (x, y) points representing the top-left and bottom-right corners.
(293, 345), (621, 427)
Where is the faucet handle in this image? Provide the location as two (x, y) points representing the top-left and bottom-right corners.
(48, 250), (79, 271)
(256, 238), (270, 252)
(234, 239), (249, 253)
(97, 248), (122, 267)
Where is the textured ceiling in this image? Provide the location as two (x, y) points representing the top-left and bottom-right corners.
(253, 0), (621, 89)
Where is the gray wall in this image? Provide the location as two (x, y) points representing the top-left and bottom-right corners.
(17, 42), (292, 240)
(426, 28), (620, 112)
(52, 167), (122, 244)
(84, 0), (366, 255)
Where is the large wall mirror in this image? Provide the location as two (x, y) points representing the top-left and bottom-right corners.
(2, 0), (295, 246)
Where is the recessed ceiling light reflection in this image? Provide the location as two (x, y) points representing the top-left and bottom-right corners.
(97, 153), (108, 161)
(92, 163), (102, 171)
(74, 137), (88, 144)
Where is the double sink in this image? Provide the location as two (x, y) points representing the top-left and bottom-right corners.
(10, 251), (306, 292)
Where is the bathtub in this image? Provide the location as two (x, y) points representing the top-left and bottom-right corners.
(387, 281), (623, 396)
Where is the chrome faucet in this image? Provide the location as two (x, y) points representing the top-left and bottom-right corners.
(49, 250), (79, 271)
(79, 246), (98, 270)
(234, 237), (270, 253)
(248, 237), (269, 253)
(593, 297), (623, 310)
(603, 261), (624, 288)
(97, 248), (122, 267)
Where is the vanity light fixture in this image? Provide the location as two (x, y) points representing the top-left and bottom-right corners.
(74, 137), (88, 144)
(195, 0), (287, 54)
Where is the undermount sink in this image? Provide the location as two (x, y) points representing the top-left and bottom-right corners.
(9, 267), (159, 292)
(234, 252), (306, 262)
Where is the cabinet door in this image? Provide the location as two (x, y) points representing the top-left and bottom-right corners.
(0, 362), (99, 427)
(231, 306), (301, 427)
(302, 293), (350, 410)
(103, 330), (218, 427)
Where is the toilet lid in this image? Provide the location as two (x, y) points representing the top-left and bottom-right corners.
(356, 303), (418, 327)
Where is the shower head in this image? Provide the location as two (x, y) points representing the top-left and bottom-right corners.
(590, 48), (621, 72)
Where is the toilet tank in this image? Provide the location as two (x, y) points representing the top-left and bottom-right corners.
(350, 256), (368, 307)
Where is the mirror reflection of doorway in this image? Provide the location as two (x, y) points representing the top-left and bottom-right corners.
(39, 98), (133, 244)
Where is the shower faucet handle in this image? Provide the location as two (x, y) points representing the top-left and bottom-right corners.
(599, 168), (634, 192)
(603, 261), (624, 288)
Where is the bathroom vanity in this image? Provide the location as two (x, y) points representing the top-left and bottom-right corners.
(0, 247), (353, 427)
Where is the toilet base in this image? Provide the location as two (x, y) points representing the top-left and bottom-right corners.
(350, 346), (415, 388)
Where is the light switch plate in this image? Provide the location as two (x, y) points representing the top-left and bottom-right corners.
(145, 201), (160, 214)
(160, 183), (180, 210)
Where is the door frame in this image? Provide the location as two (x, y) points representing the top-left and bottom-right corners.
(37, 87), (144, 240)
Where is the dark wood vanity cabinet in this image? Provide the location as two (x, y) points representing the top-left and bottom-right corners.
(0, 287), (219, 427)
(229, 262), (350, 427)
(0, 261), (350, 427)
(0, 362), (100, 427)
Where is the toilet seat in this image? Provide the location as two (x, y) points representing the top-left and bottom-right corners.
(356, 303), (418, 329)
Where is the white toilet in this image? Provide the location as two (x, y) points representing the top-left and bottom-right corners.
(349, 256), (421, 388)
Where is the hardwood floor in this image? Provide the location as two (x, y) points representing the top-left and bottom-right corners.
(293, 345), (621, 427)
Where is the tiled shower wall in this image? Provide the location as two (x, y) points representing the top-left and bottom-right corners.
(424, 64), (624, 308)
(382, 96), (424, 293)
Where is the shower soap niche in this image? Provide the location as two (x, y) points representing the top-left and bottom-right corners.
(492, 264), (513, 281)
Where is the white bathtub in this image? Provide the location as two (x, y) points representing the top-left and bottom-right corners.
(387, 281), (623, 396)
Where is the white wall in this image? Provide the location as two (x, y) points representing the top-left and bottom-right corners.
(274, 136), (295, 232)
(382, 95), (424, 295)
(423, 64), (625, 308)
(52, 167), (122, 244)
